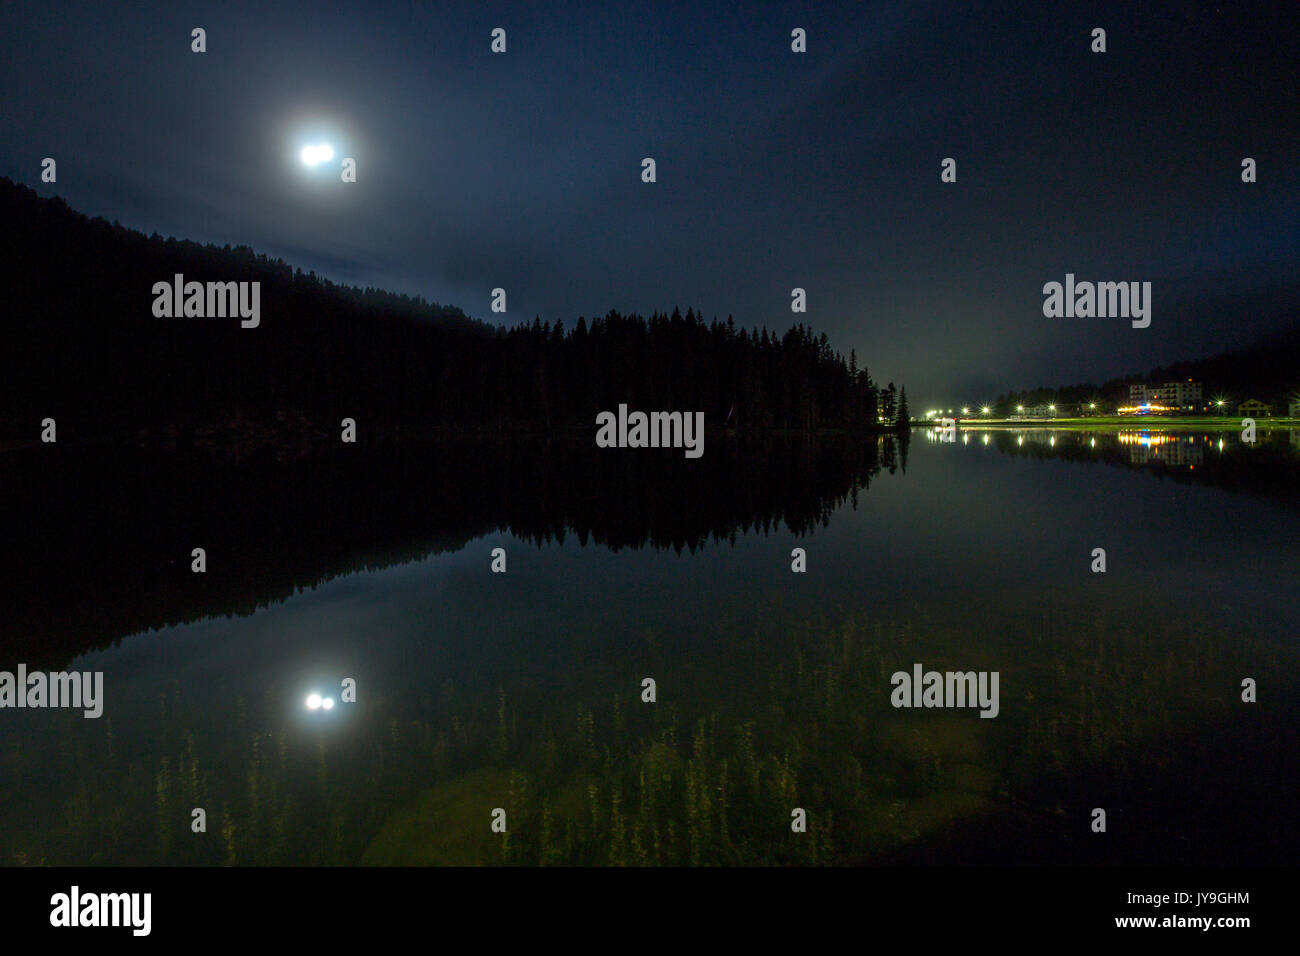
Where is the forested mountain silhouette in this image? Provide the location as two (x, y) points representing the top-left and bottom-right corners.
(0, 178), (895, 443)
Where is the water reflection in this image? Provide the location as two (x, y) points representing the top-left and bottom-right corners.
(1118, 432), (1204, 466)
(925, 424), (1300, 501)
(0, 436), (894, 668)
(2, 429), (1297, 866)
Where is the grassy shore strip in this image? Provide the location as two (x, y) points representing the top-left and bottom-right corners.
(927, 416), (1300, 431)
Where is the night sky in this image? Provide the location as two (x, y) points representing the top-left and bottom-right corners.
(2, 0), (1295, 404)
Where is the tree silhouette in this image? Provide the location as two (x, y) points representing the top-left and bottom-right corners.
(1, 177), (904, 443)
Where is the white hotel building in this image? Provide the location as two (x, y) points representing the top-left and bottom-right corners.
(1126, 380), (1204, 411)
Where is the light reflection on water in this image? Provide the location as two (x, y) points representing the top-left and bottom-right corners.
(2, 431), (1298, 866)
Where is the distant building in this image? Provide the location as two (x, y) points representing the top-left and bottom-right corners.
(1127, 380), (1203, 410)
(1290, 398), (1300, 418)
(1238, 399), (1271, 417)
(1019, 404), (1056, 418)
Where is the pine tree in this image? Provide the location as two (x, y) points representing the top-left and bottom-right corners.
(879, 383), (897, 425)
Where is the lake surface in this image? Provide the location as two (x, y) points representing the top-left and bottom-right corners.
(2, 426), (1298, 865)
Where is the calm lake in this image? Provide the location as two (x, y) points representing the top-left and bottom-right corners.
(2, 426), (1298, 865)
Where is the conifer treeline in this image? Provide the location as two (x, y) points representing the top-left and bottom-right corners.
(487, 309), (889, 434)
(1, 178), (901, 440)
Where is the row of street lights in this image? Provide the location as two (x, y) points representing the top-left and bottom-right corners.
(927, 398), (1232, 419)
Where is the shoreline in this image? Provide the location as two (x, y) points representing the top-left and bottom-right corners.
(916, 415), (1300, 431)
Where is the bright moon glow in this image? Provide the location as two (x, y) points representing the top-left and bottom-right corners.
(299, 143), (335, 166)
(306, 693), (322, 710)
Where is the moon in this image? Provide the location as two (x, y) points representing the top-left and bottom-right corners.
(299, 143), (335, 166)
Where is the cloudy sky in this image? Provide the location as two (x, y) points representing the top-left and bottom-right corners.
(2, 0), (1295, 404)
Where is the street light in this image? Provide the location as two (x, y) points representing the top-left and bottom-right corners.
(981, 406), (990, 414)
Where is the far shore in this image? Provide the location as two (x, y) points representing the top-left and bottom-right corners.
(916, 415), (1300, 431)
